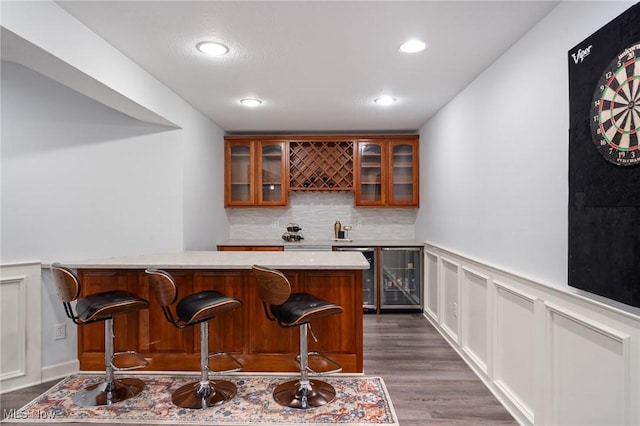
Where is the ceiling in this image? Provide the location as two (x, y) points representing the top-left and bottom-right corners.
(49, 1), (558, 133)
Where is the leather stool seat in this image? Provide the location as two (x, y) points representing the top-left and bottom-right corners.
(269, 293), (343, 326)
(76, 290), (149, 322)
(176, 291), (239, 324)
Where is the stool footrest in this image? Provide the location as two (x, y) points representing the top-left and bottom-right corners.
(296, 352), (342, 375)
(208, 351), (242, 374)
(110, 350), (150, 371)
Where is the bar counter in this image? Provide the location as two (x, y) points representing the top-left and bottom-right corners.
(64, 251), (368, 373)
(63, 250), (369, 270)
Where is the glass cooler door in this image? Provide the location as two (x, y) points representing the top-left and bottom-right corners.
(380, 247), (422, 311)
(336, 247), (376, 312)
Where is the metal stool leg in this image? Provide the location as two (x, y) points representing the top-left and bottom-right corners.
(272, 324), (336, 409)
(171, 321), (237, 409)
(72, 319), (145, 406)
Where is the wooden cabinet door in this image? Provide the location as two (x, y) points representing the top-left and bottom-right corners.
(225, 140), (255, 206)
(257, 141), (288, 206)
(388, 139), (419, 206)
(355, 140), (387, 206)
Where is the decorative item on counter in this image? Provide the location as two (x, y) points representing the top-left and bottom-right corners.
(343, 225), (352, 239)
(333, 221), (353, 242)
(282, 223), (304, 242)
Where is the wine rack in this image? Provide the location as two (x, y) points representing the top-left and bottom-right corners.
(289, 140), (354, 190)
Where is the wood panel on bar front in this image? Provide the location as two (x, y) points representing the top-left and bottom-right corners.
(76, 268), (363, 373)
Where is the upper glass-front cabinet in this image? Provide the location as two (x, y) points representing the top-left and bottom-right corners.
(389, 140), (418, 206)
(225, 141), (255, 206)
(258, 142), (288, 206)
(225, 140), (287, 207)
(355, 141), (386, 206)
(355, 138), (418, 207)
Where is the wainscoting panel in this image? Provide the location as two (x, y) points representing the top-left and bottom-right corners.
(440, 257), (459, 343)
(0, 263), (42, 393)
(425, 251), (439, 321)
(493, 280), (536, 424)
(424, 242), (640, 426)
(461, 267), (488, 373)
(545, 302), (630, 426)
(1, 276), (26, 380)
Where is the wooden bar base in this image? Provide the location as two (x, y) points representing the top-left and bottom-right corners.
(76, 268), (363, 373)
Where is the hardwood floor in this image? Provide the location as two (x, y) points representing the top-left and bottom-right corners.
(363, 313), (516, 425)
(1, 313), (517, 425)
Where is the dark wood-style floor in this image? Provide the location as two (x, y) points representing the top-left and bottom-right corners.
(363, 313), (516, 425)
(1, 313), (517, 425)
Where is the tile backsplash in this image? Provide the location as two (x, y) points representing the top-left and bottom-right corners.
(227, 192), (417, 240)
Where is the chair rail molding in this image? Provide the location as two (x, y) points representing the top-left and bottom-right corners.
(0, 262), (42, 394)
(423, 242), (640, 426)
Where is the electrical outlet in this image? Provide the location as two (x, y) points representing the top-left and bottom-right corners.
(356, 221), (363, 229)
(452, 302), (458, 318)
(270, 221), (279, 229)
(54, 323), (66, 340)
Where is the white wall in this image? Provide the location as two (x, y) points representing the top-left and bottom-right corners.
(0, 59), (225, 376)
(416, 1), (636, 288)
(417, 2), (640, 424)
(1, 2), (228, 380)
(1, 61), (184, 263)
(181, 106), (229, 250)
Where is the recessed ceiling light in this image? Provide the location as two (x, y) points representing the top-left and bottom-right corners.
(374, 96), (396, 106)
(399, 39), (427, 53)
(240, 98), (262, 107)
(196, 41), (229, 56)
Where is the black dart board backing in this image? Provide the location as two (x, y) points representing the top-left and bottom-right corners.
(568, 2), (640, 308)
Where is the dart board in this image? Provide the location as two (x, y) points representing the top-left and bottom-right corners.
(590, 41), (640, 166)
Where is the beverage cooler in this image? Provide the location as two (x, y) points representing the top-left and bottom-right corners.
(380, 247), (422, 311)
(336, 246), (422, 312)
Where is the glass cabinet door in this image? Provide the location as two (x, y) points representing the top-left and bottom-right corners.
(225, 141), (254, 206)
(336, 247), (377, 311)
(380, 247), (422, 310)
(389, 140), (418, 206)
(362, 249), (377, 311)
(356, 141), (385, 206)
(258, 142), (287, 206)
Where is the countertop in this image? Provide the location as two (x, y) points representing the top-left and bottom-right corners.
(60, 250), (370, 270)
(218, 239), (426, 248)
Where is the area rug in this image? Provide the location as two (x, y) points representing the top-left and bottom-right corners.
(4, 374), (398, 425)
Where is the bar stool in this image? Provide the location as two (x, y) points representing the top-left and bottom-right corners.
(50, 263), (150, 406)
(145, 268), (242, 409)
(251, 265), (343, 409)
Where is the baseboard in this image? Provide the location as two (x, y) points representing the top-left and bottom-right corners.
(41, 360), (79, 383)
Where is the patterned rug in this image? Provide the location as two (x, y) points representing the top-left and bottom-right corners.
(4, 374), (398, 425)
